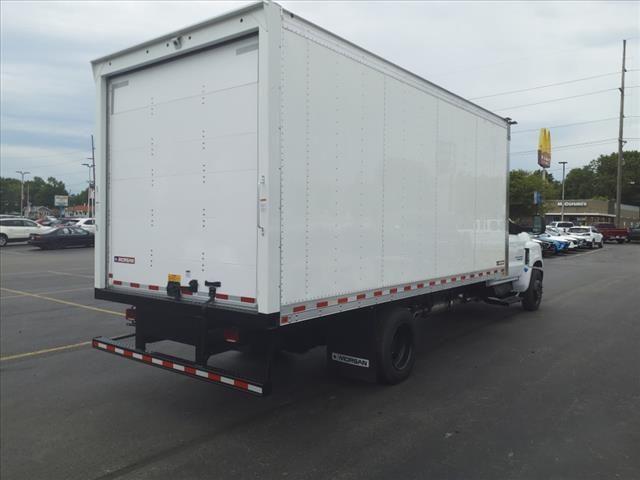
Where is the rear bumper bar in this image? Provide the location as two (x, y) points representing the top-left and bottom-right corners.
(95, 288), (279, 330)
(92, 334), (269, 396)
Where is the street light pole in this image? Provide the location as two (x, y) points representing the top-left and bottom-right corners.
(16, 170), (30, 216)
(559, 161), (568, 221)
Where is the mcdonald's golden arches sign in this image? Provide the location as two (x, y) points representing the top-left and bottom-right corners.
(537, 128), (551, 168)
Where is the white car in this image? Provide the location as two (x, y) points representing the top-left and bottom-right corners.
(63, 218), (95, 234)
(567, 226), (604, 248)
(547, 228), (589, 248)
(547, 221), (574, 233)
(0, 217), (44, 246)
(540, 231), (579, 249)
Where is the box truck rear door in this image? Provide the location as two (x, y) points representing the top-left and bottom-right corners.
(106, 35), (259, 305)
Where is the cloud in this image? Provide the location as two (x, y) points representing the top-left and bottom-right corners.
(1, 0), (639, 190)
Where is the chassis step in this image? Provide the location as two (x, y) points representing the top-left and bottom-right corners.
(92, 335), (269, 396)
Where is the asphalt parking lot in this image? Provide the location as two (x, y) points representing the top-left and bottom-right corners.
(1, 243), (639, 480)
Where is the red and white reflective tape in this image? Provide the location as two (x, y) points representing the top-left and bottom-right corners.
(93, 340), (263, 394)
(280, 267), (506, 325)
(107, 276), (256, 306)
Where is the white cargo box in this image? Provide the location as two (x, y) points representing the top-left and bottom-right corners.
(93, 1), (509, 326)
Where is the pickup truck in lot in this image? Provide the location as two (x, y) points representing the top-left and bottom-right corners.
(592, 223), (629, 243)
(90, 1), (544, 396)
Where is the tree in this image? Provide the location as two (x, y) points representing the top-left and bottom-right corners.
(562, 150), (640, 206)
(509, 169), (561, 222)
(0, 177), (22, 214)
(69, 188), (89, 207)
(565, 166), (596, 199)
(23, 176), (68, 208)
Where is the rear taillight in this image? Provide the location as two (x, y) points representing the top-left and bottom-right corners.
(125, 307), (136, 321)
(224, 328), (240, 343)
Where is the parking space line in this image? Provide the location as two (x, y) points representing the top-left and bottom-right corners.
(0, 287), (123, 317)
(1, 286), (93, 300)
(0, 341), (92, 362)
(0, 250), (32, 256)
(47, 270), (94, 279)
(0, 267), (94, 276)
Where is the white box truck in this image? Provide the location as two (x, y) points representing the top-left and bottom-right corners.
(91, 1), (543, 396)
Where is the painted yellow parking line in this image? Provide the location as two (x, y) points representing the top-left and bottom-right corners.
(1, 286), (93, 300)
(0, 341), (91, 362)
(47, 270), (94, 279)
(0, 287), (123, 317)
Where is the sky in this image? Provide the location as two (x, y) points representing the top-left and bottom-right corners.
(1, 0), (639, 193)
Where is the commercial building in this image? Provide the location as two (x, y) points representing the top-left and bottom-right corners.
(544, 199), (640, 227)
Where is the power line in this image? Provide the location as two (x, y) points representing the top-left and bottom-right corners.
(432, 38), (640, 78)
(496, 88), (618, 111)
(16, 158), (89, 170)
(511, 138), (640, 156)
(511, 138), (619, 155)
(470, 72), (619, 100)
(512, 117), (618, 134)
(0, 148), (87, 160)
(511, 115), (640, 135)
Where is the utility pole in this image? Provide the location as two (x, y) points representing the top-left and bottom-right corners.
(83, 134), (96, 218)
(89, 134), (96, 218)
(16, 170), (30, 216)
(616, 39), (626, 228)
(81, 163), (92, 216)
(559, 161), (568, 221)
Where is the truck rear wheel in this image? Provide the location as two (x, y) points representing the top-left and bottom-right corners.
(522, 269), (543, 311)
(376, 308), (416, 384)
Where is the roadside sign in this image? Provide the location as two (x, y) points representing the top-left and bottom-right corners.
(537, 128), (551, 168)
(533, 191), (542, 205)
(54, 195), (69, 207)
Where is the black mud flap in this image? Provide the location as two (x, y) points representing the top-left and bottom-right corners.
(326, 312), (379, 383)
(92, 334), (270, 396)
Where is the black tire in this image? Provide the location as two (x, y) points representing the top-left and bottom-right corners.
(617, 239), (625, 244)
(0, 234), (7, 247)
(376, 308), (416, 385)
(522, 269), (543, 311)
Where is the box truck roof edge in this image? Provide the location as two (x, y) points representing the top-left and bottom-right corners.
(91, 0), (507, 126)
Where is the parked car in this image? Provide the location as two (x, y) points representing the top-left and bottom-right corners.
(547, 221), (574, 233)
(567, 226), (604, 249)
(592, 223), (629, 243)
(532, 237), (561, 255)
(535, 234), (571, 253)
(28, 227), (94, 249)
(62, 217), (95, 233)
(546, 227), (588, 248)
(35, 216), (61, 227)
(0, 217), (43, 246)
(628, 225), (640, 242)
(539, 231), (578, 250)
